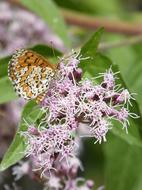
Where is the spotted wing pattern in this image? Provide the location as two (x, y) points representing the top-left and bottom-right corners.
(8, 49), (56, 102)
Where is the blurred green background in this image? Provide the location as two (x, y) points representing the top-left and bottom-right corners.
(0, 0), (142, 190)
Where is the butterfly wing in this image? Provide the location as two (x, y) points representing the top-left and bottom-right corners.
(8, 49), (56, 101)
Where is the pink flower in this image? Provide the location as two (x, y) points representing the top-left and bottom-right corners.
(22, 51), (136, 189)
(22, 125), (78, 176)
(24, 51), (135, 167)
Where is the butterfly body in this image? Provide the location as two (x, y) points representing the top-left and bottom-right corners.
(8, 49), (56, 102)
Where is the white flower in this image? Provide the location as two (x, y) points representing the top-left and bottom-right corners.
(44, 176), (62, 190)
(12, 161), (30, 180)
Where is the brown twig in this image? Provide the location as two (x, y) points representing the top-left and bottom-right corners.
(61, 8), (142, 35)
(7, 0), (142, 36)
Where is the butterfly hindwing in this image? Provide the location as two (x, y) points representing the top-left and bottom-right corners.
(8, 49), (56, 101)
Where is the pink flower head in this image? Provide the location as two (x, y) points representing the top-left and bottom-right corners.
(22, 51), (137, 188)
(22, 125), (78, 176)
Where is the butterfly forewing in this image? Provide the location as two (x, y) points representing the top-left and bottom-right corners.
(8, 49), (56, 102)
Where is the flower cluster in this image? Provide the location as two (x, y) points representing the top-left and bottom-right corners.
(22, 51), (137, 189)
(41, 52), (136, 143)
(24, 125), (79, 174)
(13, 156), (95, 190)
(0, 1), (65, 57)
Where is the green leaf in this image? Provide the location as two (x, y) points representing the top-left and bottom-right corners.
(30, 44), (61, 58)
(104, 134), (142, 190)
(0, 100), (43, 171)
(79, 32), (107, 74)
(99, 36), (142, 189)
(54, 0), (122, 15)
(0, 56), (10, 78)
(111, 119), (142, 148)
(0, 77), (17, 104)
(0, 44), (62, 104)
(82, 52), (112, 77)
(20, 0), (70, 48)
(81, 28), (104, 57)
(0, 57), (15, 104)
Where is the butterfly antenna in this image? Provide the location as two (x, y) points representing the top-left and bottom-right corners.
(50, 41), (56, 59)
(50, 41), (59, 69)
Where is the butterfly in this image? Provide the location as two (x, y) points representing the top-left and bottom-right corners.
(8, 49), (57, 103)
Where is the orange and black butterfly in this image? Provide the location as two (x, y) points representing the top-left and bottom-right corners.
(8, 49), (57, 103)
